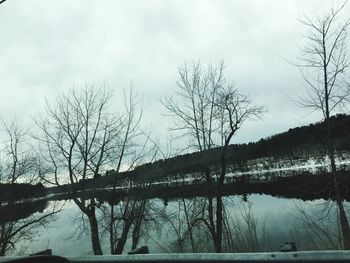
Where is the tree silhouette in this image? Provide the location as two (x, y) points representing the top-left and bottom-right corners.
(296, 1), (350, 249)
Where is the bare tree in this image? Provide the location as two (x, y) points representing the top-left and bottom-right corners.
(37, 85), (125, 255)
(96, 88), (158, 254)
(162, 62), (224, 252)
(163, 61), (264, 252)
(212, 85), (264, 252)
(296, 1), (350, 249)
(163, 61), (225, 151)
(0, 120), (60, 256)
(0, 119), (39, 184)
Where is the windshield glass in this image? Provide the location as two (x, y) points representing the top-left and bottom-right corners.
(0, 0), (350, 257)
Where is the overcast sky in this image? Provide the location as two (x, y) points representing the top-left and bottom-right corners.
(0, 0), (349, 146)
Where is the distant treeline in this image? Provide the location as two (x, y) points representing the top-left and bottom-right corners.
(63, 170), (350, 203)
(0, 183), (46, 202)
(256, 113), (350, 157)
(114, 114), (350, 182)
(50, 114), (350, 190)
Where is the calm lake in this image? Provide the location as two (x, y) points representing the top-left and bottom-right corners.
(6, 193), (340, 256)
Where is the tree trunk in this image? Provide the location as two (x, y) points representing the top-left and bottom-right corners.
(114, 222), (132, 254)
(325, 118), (350, 249)
(330, 142), (350, 248)
(88, 213), (103, 255)
(131, 201), (145, 250)
(109, 205), (115, 254)
(182, 198), (196, 252)
(205, 169), (217, 251)
(215, 193), (223, 253)
(214, 134), (233, 253)
(131, 224), (140, 250)
(336, 187), (350, 249)
(0, 238), (7, 256)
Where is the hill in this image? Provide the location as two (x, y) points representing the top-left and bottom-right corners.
(101, 114), (350, 183)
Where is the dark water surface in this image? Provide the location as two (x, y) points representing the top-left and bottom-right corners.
(2, 194), (336, 256)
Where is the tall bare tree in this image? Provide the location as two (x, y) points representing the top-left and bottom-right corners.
(162, 62), (223, 252)
(213, 85), (263, 252)
(37, 86), (125, 254)
(163, 61), (264, 252)
(100, 89), (158, 254)
(296, 1), (350, 249)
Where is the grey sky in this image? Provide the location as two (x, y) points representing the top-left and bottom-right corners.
(0, 0), (348, 145)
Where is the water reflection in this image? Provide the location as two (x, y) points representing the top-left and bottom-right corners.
(2, 167), (348, 255)
(0, 200), (48, 224)
(0, 199), (60, 256)
(43, 169), (350, 204)
(3, 193), (343, 256)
